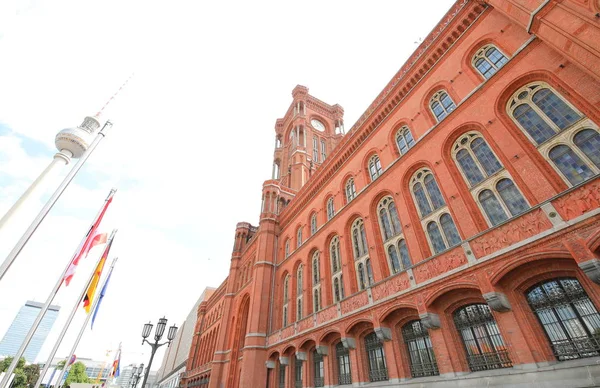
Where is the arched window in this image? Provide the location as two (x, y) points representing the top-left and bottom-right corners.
(312, 252), (320, 285)
(368, 155), (383, 181)
(454, 304), (512, 371)
(412, 169), (461, 254)
(378, 196), (410, 273)
(313, 288), (321, 312)
(453, 132), (529, 226)
(310, 213), (318, 235)
(430, 90), (456, 122)
(334, 277), (342, 303)
(313, 349), (324, 387)
(282, 306), (288, 327)
(297, 227), (303, 248)
(313, 136), (319, 163)
(526, 278), (600, 360)
(402, 320), (439, 377)
(351, 219), (368, 259)
(327, 197), (335, 220)
(508, 83), (599, 186)
(357, 263), (366, 290)
(472, 45), (508, 79)
(396, 126), (416, 155)
(330, 237), (341, 274)
(411, 169), (446, 217)
(285, 239), (290, 258)
(345, 178), (357, 203)
(283, 274), (290, 327)
(336, 342), (352, 385)
(364, 332), (388, 382)
(297, 265), (303, 320)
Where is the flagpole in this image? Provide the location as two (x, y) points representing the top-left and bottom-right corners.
(0, 194), (116, 388)
(0, 120), (113, 283)
(55, 257), (119, 388)
(33, 235), (116, 388)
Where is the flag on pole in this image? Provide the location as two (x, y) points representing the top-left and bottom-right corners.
(83, 231), (116, 313)
(91, 267), (114, 329)
(110, 344), (121, 378)
(64, 192), (114, 286)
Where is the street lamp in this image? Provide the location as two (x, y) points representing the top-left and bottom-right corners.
(140, 317), (178, 388)
(131, 364), (144, 388)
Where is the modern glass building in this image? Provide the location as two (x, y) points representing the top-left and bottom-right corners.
(0, 301), (60, 362)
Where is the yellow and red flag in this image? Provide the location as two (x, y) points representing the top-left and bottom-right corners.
(83, 231), (116, 313)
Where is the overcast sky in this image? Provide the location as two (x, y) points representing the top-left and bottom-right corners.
(0, 0), (455, 372)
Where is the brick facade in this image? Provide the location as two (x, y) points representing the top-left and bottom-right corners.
(182, 0), (600, 387)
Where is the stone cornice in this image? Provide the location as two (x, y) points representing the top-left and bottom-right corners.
(277, 0), (486, 228)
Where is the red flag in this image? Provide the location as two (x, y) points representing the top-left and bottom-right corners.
(63, 192), (114, 286)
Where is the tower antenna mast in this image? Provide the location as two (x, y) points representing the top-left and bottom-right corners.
(96, 73), (135, 117)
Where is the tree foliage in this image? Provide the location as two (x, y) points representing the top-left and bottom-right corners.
(0, 357), (30, 388)
(65, 361), (91, 386)
(23, 364), (40, 387)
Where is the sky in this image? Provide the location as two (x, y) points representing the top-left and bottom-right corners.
(0, 0), (455, 374)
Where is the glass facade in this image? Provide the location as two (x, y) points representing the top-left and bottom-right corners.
(0, 301), (60, 362)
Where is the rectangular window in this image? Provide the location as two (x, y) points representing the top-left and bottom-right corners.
(321, 140), (326, 161)
(313, 137), (319, 163)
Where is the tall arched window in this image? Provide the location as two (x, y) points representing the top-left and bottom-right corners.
(508, 82), (599, 186)
(285, 239), (290, 258)
(312, 252), (320, 285)
(330, 237), (344, 302)
(402, 320), (439, 377)
(527, 278), (600, 360)
(472, 44), (508, 79)
(396, 126), (416, 155)
(452, 132), (529, 226)
(378, 196), (411, 274)
(336, 342), (352, 385)
(297, 227), (303, 248)
(312, 251), (321, 312)
(327, 197), (335, 220)
(364, 332), (388, 382)
(368, 155), (383, 181)
(430, 90), (456, 122)
(283, 274), (290, 327)
(313, 349), (324, 387)
(310, 213), (318, 235)
(411, 169), (461, 254)
(296, 265), (303, 320)
(454, 304), (512, 371)
(345, 178), (357, 203)
(351, 218), (372, 289)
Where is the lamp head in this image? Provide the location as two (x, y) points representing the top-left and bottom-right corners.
(167, 325), (178, 341)
(155, 317), (167, 341)
(142, 322), (153, 340)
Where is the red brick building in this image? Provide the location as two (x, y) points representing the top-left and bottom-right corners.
(182, 0), (600, 386)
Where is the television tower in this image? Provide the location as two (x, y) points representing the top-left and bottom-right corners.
(0, 75), (132, 237)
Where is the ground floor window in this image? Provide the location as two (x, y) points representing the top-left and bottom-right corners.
(527, 277), (600, 360)
(402, 320), (439, 377)
(278, 365), (286, 388)
(454, 304), (512, 371)
(294, 356), (303, 388)
(313, 349), (324, 387)
(335, 342), (352, 385)
(364, 332), (388, 382)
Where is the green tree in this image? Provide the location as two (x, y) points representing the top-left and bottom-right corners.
(0, 356), (26, 372)
(23, 364), (40, 387)
(64, 362), (91, 386)
(0, 357), (28, 388)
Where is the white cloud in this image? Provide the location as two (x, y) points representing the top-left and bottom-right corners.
(0, 0), (455, 369)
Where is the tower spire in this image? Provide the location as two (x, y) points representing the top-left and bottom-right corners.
(95, 73), (135, 117)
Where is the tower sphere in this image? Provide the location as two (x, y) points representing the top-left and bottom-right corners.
(55, 116), (101, 158)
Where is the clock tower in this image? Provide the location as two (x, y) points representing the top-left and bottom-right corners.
(271, 85), (345, 193)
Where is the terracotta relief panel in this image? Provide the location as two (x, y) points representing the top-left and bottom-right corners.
(281, 325), (295, 340)
(340, 291), (369, 315)
(371, 272), (410, 301)
(316, 305), (337, 325)
(266, 331), (281, 346)
(553, 180), (600, 221)
(298, 315), (314, 332)
(471, 209), (552, 258)
(413, 246), (467, 283)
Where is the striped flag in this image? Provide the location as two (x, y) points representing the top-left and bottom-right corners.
(64, 191), (114, 286)
(83, 230), (116, 313)
(91, 266), (114, 329)
(110, 344), (122, 378)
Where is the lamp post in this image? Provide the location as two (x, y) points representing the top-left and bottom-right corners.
(131, 364), (144, 388)
(140, 317), (178, 388)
